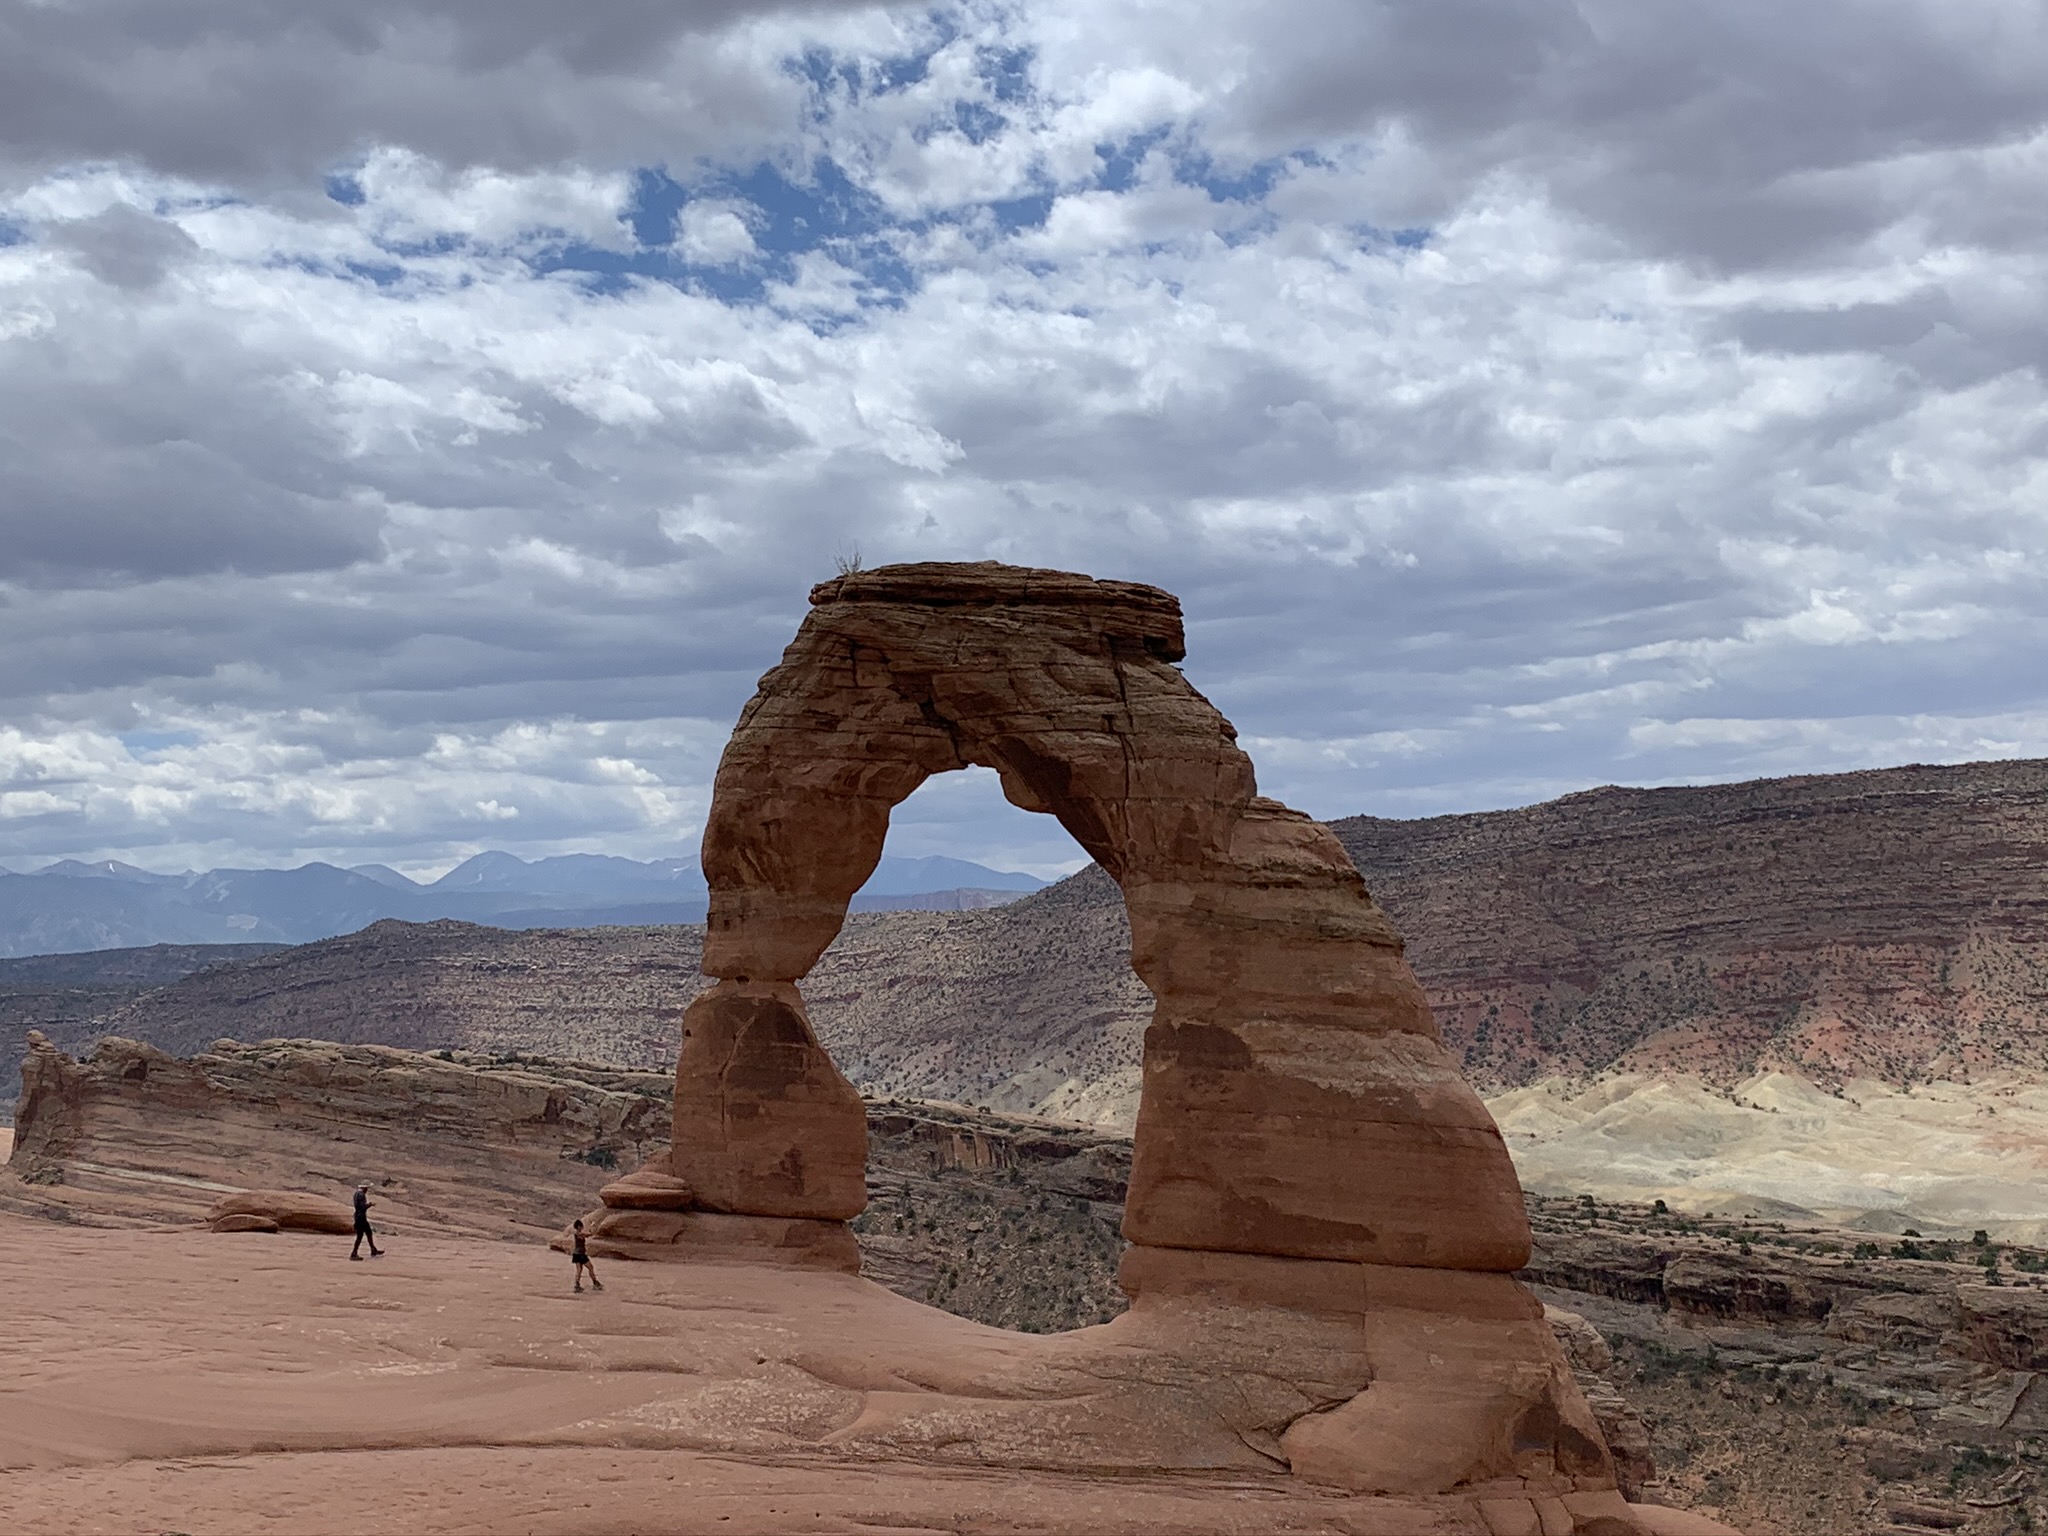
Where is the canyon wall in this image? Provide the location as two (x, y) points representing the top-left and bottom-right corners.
(1332, 758), (2048, 1091)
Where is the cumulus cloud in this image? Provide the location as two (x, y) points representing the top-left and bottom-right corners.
(0, 0), (2042, 876)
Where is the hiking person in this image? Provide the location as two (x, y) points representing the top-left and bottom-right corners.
(350, 1183), (384, 1260)
(571, 1218), (603, 1293)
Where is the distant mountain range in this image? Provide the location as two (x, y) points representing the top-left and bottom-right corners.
(34, 756), (2041, 1120)
(0, 851), (1045, 958)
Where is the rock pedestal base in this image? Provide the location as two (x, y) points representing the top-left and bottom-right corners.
(669, 983), (869, 1221)
(1117, 1245), (1613, 1497)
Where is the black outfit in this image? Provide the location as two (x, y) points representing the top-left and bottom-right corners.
(351, 1190), (379, 1256)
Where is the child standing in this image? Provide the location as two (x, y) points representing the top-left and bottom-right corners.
(571, 1218), (603, 1293)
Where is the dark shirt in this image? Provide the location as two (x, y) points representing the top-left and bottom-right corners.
(573, 1232), (588, 1259)
(353, 1190), (370, 1226)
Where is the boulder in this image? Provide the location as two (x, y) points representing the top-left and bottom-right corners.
(10, 1030), (87, 1165)
(1546, 1306), (1655, 1500)
(205, 1190), (354, 1235)
(208, 1213), (281, 1234)
(598, 1162), (695, 1211)
(1546, 1304), (1615, 1373)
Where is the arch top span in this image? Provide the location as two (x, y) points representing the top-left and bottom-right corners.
(702, 561), (1252, 984)
(672, 560), (1531, 1275)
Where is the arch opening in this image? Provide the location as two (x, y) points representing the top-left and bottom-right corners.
(859, 765), (1090, 898)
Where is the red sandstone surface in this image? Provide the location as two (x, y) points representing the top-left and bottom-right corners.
(0, 1215), (1731, 1535)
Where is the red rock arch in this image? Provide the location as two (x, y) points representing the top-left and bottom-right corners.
(673, 562), (1530, 1275)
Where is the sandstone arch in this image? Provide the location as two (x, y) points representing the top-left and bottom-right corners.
(576, 562), (1635, 1511)
(670, 560), (1531, 1277)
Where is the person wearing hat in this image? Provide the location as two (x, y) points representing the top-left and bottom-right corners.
(350, 1183), (384, 1260)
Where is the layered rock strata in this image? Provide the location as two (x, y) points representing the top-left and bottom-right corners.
(5, 1031), (667, 1239)
(600, 561), (1618, 1508)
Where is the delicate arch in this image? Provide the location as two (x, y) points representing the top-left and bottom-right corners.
(674, 562), (1530, 1273)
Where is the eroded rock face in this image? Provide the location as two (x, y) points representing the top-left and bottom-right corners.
(639, 560), (1603, 1503)
(4, 1035), (669, 1239)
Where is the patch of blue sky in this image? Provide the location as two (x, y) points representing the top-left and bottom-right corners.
(531, 161), (919, 310)
(790, 44), (866, 107)
(706, 160), (889, 258)
(1095, 126), (1178, 193)
(1173, 149), (1291, 205)
(986, 192), (1054, 234)
(625, 167), (687, 247)
(340, 258), (407, 287)
(949, 98), (1008, 146)
(976, 43), (1034, 104)
(874, 38), (942, 92)
(119, 730), (200, 757)
(0, 219), (25, 248)
(324, 174), (365, 207)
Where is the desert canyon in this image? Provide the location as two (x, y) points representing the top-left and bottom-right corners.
(6, 565), (2048, 1535)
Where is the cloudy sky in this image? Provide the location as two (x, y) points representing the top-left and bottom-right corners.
(1, 0), (2044, 879)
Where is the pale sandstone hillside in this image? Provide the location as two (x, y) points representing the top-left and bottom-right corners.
(25, 759), (2048, 1127)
